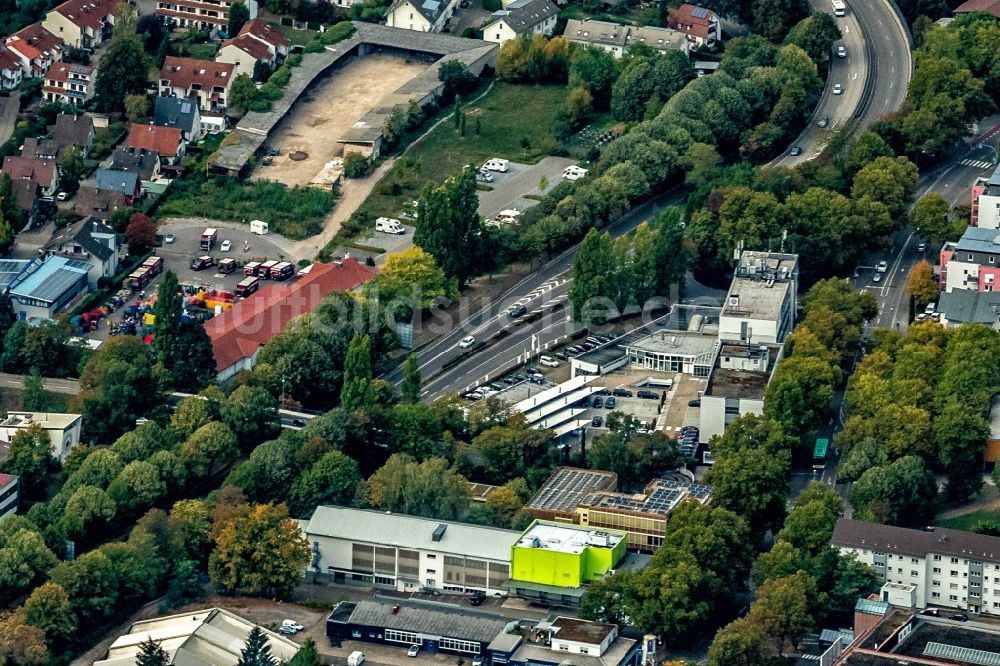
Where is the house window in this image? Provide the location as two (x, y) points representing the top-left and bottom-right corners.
(950, 595), (959, 601)
(911, 571), (918, 577)
(932, 592), (941, 598)
(933, 581), (940, 587)
(934, 555), (941, 561)
(952, 571), (959, 576)
(559, 646), (569, 652)
(934, 568), (941, 574)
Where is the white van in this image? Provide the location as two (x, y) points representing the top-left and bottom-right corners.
(540, 355), (559, 368)
(494, 209), (521, 225)
(483, 158), (509, 172)
(376, 217), (405, 234)
(562, 165), (589, 181)
(348, 652), (365, 666)
(250, 219), (269, 235)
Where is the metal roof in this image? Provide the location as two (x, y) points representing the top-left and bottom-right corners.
(526, 467), (617, 513)
(924, 642), (1000, 666)
(0, 259), (32, 290)
(9, 256), (89, 303)
(340, 598), (510, 644)
(955, 226), (1000, 254)
(690, 6), (709, 17)
(854, 598), (890, 615)
(304, 506), (519, 561)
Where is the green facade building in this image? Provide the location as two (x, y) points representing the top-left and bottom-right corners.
(509, 520), (628, 590)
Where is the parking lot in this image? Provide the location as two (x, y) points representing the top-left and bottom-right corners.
(476, 157), (576, 222)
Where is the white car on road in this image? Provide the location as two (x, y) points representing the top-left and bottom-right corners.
(877, 260), (888, 273)
(833, 83), (843, 95)
(837, 45), (847, 58)
(459, 335), (475, 348)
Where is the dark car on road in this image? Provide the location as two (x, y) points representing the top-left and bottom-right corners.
(507, 303), (527, 318)
(789, 146), (802, 156)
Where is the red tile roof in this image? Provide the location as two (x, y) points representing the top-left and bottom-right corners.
(2, 156), (57, 189)
(0, 472), (17, 489)
(0, 46), (21, 73)
(160, 57), (235, 93)
(239, 18), (290, 49)
(668, 3), (716, 39)
(127, 124), (183, 157)
(8, 23), (63, 58)
(204, 259), (377, 372)
(50, 0), (117, 31)
(220, 33), (275, 62)
(955, 0), (1000, 16)
(45, 62), (95, 84)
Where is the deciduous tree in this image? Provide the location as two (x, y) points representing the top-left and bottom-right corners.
(20, 582), (76, 647)
(907, 259), (938, 305)
(126, 213), (157, 256)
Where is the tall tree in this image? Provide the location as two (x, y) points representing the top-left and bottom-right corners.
(2, 423), (54, 497)
(20, 582), (76, 648)
(0, 172), (23, 240)
(906, 259), (938, 305)
(94, 4), (150, 112)
(912, 192), (962, 245)
(227, 1), (249, 35)
(413, 169), (483, 286)
(401, 353), (421, 404)
(340, 334), (374, 411)
(152, 270), (183, 371)
(569, 229), (615, 322)
(135, 636), (169, 666)
(125, 213), (157, 256)
(240, 628), (276, 666)
(287, 638), (323, 666)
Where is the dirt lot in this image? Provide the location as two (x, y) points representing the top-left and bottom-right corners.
(256, 55), (429, 187)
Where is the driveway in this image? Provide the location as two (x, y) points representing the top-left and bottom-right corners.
(477, 157), (575, 221)
(451, 0), (491, 35)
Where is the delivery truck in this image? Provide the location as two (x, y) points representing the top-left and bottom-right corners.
(200, 228), (218, 251)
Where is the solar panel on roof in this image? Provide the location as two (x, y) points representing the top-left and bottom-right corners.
(691, 6), (709, 18)
(924, 643), (1000, 666)
(180, 102), (192, 113)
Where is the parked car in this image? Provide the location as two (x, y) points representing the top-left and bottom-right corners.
(464, 391), (483, 401)
(503, 376), (519, 385)
(459, 335), (475, 348)
(592, 397), (603, 408)
(511, 374), (526, 383)
(555, 352), (569, 360)
(837, 45), (847, 57)
(469, 590), (486, 606)
(567, 346), (583, 354)
(472, 657), (484, 666)
(279, 626), (297, 635)
(637, 390), (659, 400)
(817, 116), (829, 128)
(220, 240), (232, 252)
(612, 388), (632, 397)
(592, 415), (603, 427)
(688, 399), (701, 407)
(950, 613), (969, 622)
(877, 260), (888, 273)
(476, 169), (494, 183)
(605, 397), (616, 409)
(164, 234), (175, 244)
(282, 620), (304, 631)
(525, 367), (540, 375)
(489, 382), (504, 391)
(872, 273), (882, 283)
(56, 191), (69, 201)
(408, 645), (420, 658)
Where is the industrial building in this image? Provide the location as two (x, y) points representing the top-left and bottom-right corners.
(8, 256), (91, 323)
(492, 616), (642, 666)
(327, 597), (510, 657)
(94, 607), (299, 666)
(302, 506), (517, 596)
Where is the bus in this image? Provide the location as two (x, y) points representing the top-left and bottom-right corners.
(813, 438), (830, 470)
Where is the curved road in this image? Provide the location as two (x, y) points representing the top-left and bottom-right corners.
(777, 0), (911, 166)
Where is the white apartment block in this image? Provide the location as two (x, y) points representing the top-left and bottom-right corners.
(832, 518), (1000, 614)
(0, 411), (82, 462)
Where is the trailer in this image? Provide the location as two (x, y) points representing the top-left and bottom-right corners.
(200, 228), (218, 251)
(128, 267), (151, 290)
(270, 261), (294, 281)
(243, 261), (261, 276)
(141, 256), (163, 277)
(235, 276), (260, 297)
(218, 258), (237, 274)
(257, 260), (278, 278)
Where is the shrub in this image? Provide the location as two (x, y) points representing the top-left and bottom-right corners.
(343, 152), (371, 178)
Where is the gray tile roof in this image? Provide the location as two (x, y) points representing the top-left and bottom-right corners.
(484, 0), (556, 33)
(564, 19), (629, 47)
(51, 113), (94, 148)
(42, 216), (116, 262)
(304, 506), (519, 561)
(343, 598), (510, 644)
(832, 518), (1000, 563)
(153, 96), (199, 134)
(110, 147), (159, 182)
(95, 168), (139, 195)
(937, 289), (1000, 325)
(954, 226), (1000, 254)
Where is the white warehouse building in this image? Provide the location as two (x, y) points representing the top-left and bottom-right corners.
(302, 506), (518, 596)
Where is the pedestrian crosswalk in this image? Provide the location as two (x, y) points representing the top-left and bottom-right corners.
(960, 158), (996, 169)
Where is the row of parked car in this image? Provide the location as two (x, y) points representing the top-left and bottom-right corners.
(464, 368), (548, 400)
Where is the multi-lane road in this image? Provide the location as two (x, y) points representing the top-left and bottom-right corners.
(778, 0), (910, 166)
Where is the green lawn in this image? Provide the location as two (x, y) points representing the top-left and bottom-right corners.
(355, 83), (569, 222)
(937, 508), (1000, 532)
(274, 23), (320, 46)
(183, 42), (219, 59)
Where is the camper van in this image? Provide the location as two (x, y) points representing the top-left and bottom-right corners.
(347, 652), (365, 666)
(482, 158), (509, 172)
(235, 276), (260, 297)
(376, 217), (405, 234)
(250, 220), (269, 235)
(562, 165), (589, 181)
(494, 209), (521, 225)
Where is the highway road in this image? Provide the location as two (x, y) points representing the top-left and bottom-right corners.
(777, 0), (911, 167)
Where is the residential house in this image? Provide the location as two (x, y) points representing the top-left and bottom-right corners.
(5, 24), (64, 78)
(155, 0), (259, 32)
(42, 62), (96, 106)
(0, 47), (23, 91)
(562, 19), (630, 57)
(1, 156), (59, 197)
(74, 187), (126, 220)
(939, 226), (1000, 292)
(386, 0), (456, 33)
(937, 288), (1000, 329)
(971, 163), (1000, 229)
(94, 168), (141, 204)
(51, 113), (95, 155)
(159, 57), (236, 112)
(216, 18), (290, 79)
(95, 607), (298, 666)
(831, 517), (1000, 613)
(42, 0), (118, 50)
(626, 24), (689, 55)
(110, 146), (161, 191)
(40, 216), (120, 288)
(21, 138), (60, 161)
(153, 96), (202, 142)
(204, 258), (376, 381)
(955, 0), (1000, 19)
(126, 124), (185, 164)
(0, 473), (17, 519)
(667, 3), (721, 48)
(0, 411), (82, 461)
(482, 0), (558, 44)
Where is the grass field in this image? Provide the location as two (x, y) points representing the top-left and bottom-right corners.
(937, 508), (1000, 531)
(182, 42), (219, 60)
(275, 24), (320, 46)
(354, 83), (569, 222)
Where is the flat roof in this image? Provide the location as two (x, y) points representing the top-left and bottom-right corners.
(516, 521), (625, 553)
(334, 597), (510, 644)
(526, 467), (617, 514)
(550, 616), (615, 645)
(722, 277), (791, 322)
(305, 506), (519, 562)
(510, 634), (636, 666)
(1, 411), (81, 430)
(587, 478), (711, 518)
(624, 330), (717, 358)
